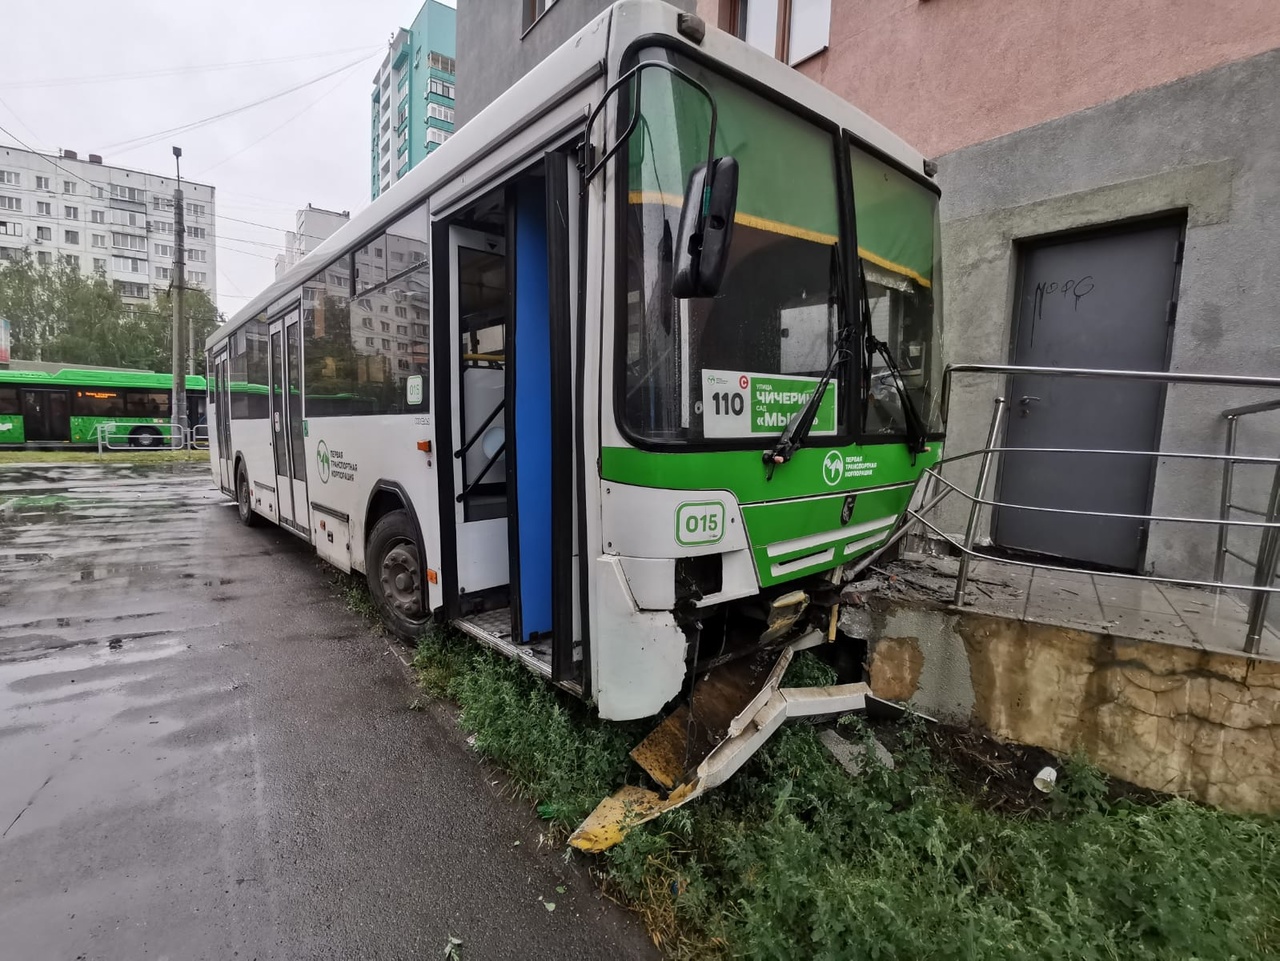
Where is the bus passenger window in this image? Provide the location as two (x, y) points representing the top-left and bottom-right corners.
(309, 201), (429, 417)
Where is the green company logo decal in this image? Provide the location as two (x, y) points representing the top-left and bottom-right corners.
(676, 500), (726, 547)
(0, 421), (13, 433)
(317, 440), (331, 484)
(822, 450), (845, 486)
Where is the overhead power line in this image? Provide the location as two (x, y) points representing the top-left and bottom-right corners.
(104, 51), (380, 156)
(195, 57), (370, 177)
(0, 46), (381, 91)
(217, 212), (340, 243)
(0, 119), (99, 195)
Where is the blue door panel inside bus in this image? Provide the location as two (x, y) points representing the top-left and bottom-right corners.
(513, 180), (553, 642)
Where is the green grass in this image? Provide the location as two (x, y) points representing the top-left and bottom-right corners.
(0, 449), (208, 464)
(343, 575), (1280, 959)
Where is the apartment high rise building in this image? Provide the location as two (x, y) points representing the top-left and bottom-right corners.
(274, 204), (351, 279)
(0, 145), (216, 305)
(370, 0), (457, 200)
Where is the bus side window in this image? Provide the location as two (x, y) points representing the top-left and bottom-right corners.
(0, 387), (18, 414)
(308, 201), (429, 417)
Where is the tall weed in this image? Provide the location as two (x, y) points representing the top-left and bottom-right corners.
(401, 617), (1280, 960)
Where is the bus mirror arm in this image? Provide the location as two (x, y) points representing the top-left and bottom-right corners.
(671, 157), (739, 299)
(580, 60), (719, 186)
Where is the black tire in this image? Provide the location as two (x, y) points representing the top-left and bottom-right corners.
(236, 464), (260, 527)
(130, 425), (163, 448)
(365, 509), (429, 642)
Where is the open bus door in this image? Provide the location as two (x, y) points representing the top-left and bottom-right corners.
(446, 226), (510, 600)
(436, 151), (583, 688)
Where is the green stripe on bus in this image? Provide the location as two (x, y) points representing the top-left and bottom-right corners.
(599, 444), (938, 505)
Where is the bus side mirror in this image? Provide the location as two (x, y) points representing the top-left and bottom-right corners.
(672, 157), (738, 298)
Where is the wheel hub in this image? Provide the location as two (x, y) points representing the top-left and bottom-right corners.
(380, 543), (422, 617)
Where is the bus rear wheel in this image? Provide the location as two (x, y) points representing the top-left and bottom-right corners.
(130, 425), (163, 448)
(366, 509), (428, 643)
(236, 465), (260, 527)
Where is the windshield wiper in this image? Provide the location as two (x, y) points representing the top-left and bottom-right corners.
(861, 259), (928, 462)
(763, 244), (849, 478)
(763, 248), (930, 478)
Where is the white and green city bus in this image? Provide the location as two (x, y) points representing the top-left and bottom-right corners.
(207, 1), (943, 843)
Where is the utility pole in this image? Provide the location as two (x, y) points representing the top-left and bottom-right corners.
(170, 146), (188, 431)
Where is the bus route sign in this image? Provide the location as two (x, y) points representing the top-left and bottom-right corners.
(701, 369), (837, 439)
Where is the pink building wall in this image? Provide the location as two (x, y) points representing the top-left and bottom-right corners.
(699, 0), (1280, 156)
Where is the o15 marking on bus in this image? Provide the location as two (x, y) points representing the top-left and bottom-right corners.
(676, 500), (726, 547)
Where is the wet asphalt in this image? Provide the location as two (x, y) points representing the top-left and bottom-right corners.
(0, 463), (659, 961)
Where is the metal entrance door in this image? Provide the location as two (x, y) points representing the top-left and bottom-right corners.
(994, 220), (1183, 570)
(20, 389), (70, 442)
(449, 226), (509, 597)
(268, 312), (309, 533)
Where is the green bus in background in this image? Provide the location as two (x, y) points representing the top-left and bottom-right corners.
(0, 366), (207, 447)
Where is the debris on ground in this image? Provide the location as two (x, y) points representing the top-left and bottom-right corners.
(870, 719), (1164, 815)
(818, 728), (894, 776)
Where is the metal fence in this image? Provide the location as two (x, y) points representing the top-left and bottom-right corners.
(852, 364), (1280, 654)
(95, 420), (209, 455)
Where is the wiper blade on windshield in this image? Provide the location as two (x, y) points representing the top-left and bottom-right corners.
(860, 259), (928, 461)
(763, 244), (849, 478)
(763, 249), (930, 479)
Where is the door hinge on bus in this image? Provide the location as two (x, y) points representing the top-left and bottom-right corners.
(576, 138), (595, 179)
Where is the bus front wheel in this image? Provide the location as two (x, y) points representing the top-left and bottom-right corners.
(236, 465), (260, 528)
(366, 509), (428, 643)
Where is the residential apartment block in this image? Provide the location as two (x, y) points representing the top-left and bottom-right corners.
(371, 0), (457, 200)
(275, 204), (350, 279)
(0, 145), (216, 305)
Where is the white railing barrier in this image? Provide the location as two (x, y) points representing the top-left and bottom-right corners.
(96, 422), (188, 455)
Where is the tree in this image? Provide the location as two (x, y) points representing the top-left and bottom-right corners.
(0, 249), (120, 359)
(0, 247), (224, 373)
(137, 287), (223, 375)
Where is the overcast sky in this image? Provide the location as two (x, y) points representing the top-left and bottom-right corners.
(0, 0), (455, 318)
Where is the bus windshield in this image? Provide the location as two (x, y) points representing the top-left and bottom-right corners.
(620, 52), (943, 447)
(622, 52), (846, 446)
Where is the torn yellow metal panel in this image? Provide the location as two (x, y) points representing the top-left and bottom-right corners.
(569, 783), (697, 853)
(572, 677), (873, 851)
(629, 711), (689, 791)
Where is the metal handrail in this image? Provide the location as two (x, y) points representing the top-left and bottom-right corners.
(941, 364), (1280, 420)
(1213, 399), (1280, 650)
(454, 398), (504, 461)
(907, 507), (1280, 595)
(860, 364), (1280, 655)
(456, 440), (506, 503)
(1223, 399), (1280, 419)
(926, 466), (1280, 529)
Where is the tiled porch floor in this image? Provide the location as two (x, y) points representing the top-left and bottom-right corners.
(896, 554), (1279, 659)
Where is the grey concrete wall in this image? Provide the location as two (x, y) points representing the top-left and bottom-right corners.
(456, 0), (694, 127)
(933, 48), (1280, 585)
